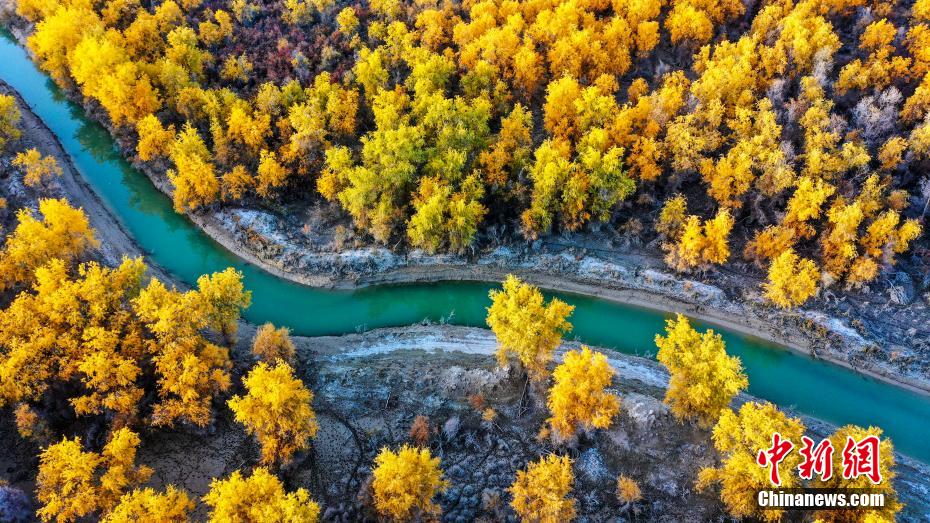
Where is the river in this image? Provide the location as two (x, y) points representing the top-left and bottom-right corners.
(2, 31), (930, 465)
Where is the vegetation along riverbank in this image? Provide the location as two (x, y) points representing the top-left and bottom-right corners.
(2, 0), (930, 519)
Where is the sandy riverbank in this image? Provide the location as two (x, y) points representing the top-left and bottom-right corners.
(192, 204), (930, 397)
(0, 81), (175, 284)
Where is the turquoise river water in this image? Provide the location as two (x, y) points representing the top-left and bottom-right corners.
(1, 31), (929, 464)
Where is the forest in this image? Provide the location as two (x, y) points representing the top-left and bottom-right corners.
(12, 0), (930, 308)
(0, 165), (903, 519)
(0, 0), (926, 519)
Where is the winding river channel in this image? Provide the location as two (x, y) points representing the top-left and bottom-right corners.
(2, 31), (930, 465)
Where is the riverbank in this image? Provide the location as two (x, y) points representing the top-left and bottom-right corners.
(195, 190), (930, 399)
(0, 82), (174, 284)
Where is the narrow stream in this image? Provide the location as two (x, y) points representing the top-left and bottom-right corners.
(2, 30), (929, 464)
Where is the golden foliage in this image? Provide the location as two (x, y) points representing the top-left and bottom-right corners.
(195, 267), (251, 341)
(662, 207), (734, 272)
(228, 361), (318, 466)
(371, 444), (449, 520)
(0, 258), (146, 425)
(221, 165), (253, 201)
(665, 2), (713, 45)
(543, 76), (582, 140)
(836, 19), (912, 94)
(37, 429), (152, 522)
(14, 403), (45, 439)
(486, 275), (574, 382)
(256, 149), (288, 198)
(821, 200), (864, 279)
(103, 486), (193, 523)
(220, 54), (254, 82)
(479, 103), (532, 187)
(656, 195), (687, 237)
(167, 124), (219, 212)
(0, 198), (98, 291)
(697, 402), (805, 522)
(135, 114), (175, 161)
(877, 136), (907, 171)
(132, 276), (236, 427)
(546, 346), (620, 441)
(0, 94), (21, 151)
(13, 148), (62, 188)
(67, 31), (161, 125)
(251, 322), (297, 364)
(337, 7), (360, 34)
(744, 225), (796, 264)
(655, 315), (747, 427)
(198, 9), (234, 46)
(764, 248), (820, 308)
(615, 475), (642, 505)
(407, 174), (487, 254)
(509, 454), (576, 523)
(204, 468), (320, 522)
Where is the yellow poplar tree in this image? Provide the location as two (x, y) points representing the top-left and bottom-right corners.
(546, 347), (620, 442)
(132, 278), (234, 427)
(698, 402), (805, 523)
(509, 454), (576, 523)
(486, 275), (574, 383)
(0, 94), (21, 151)
(256, 149), (288, 198)
(543, 76), (582, 140)
(371, 444), (449, 521)
(195, 267), (251, 342)
(654, 315), (747, 427)
(0, 198), (98, 290)
(167, 124), (220, 212)
(203, 468), (320, 523)
(656, 195), (688, 238)
(102, 486), (193, 523)
(228, 361), (318, 466)
(135, 114), (175, 161)
(764, 249), (820, 308)
(616, 475), (641, 505)
(37, 429), (152, 523)
(13, 148), (62, 188)
(252, 322), (297, 364)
